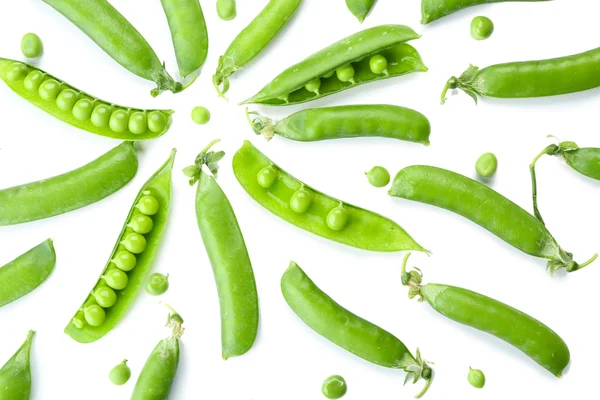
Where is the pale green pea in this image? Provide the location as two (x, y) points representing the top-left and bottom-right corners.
(468, 367), (485, 388)
(290, 188), (312, 213)
(369, 55), (388, 75)
(21, 33), (44, 58)
(217, 0), (236, 21)
(6, 63), (29, 82)
(93, 286), (117, 308)
(109, 110), (129, 133)
(72, 316), (85, 329)
(23, 70), (44, 92)
(128, 214), (154, 234)
(365, 166), (390, 188)
(326, 205), (349, 231)
(336, 64), (355, 83)
(104, 269), (129, 290)
(191, 106), (211, 125)
(137, 195), (159, 216)
(471, 16), (494, 40)
(305, 78), (321, 94)
(475, 152), (498, 178)
(90, 104), (111, 128)
(38, 79), (61, 101)
(148, 111), (167, 133)
(145, 273), (169, 296)
(72, 98), (94, 121)
(113, 251), (137, 272)
(56, 89), (78, 111)
(84, 305), (106, 327)
(109, 360), (131, 386)
(122, 233), (147, 254)
(257, 166), (278, 188)
(129, 111), (147, 134)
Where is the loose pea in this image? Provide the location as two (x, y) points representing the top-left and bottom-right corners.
(326, 205), (349, 231)
(72, 98), (94, 121)
(129, 111), (147, 135)
(191, 106), (211, 125)
(104, 269), (129, 290)
(84, 304), (106, 327)
(122, 233), (147, 254)
(365, 166), (390, 188)
(109, 110), (129, 133)
(290, 188), (312, 213)
(369, 55), (388, 75)
(109, 360), (131, 386)
(471, 16), (494, 41)
(56, 89), (78, 111)
(38, 79), (61, 101)
(468, 367), (485, 388)
(148, 111), (167, 133)
(336, 64), (355, 83)
(137, 195), (160, 216)
(217, 0), (237, 21)
(113, 251), (137, 272)
(90, 104), (111, 128)
(475, 152), (498, 178)
(128, 214), (154, 234)
(257, 166), (278, 188)
(305, 78), (321, 95)
(93, 286), (117, 308)
(6, 63), (28, 82)
(145, 273), (169, 296)
(23, 70), (44, 92)
(21, 33), (44, 58)
(322, 375), (347, 399)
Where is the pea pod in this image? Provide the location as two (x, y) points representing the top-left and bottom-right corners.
(0, 331), (35, 400)
(0, 58), (173, 140)
(65, 149), (176, 343)
(389, 165), (597, 274)
(213, 0), (302, 98)
(185, 140), (259, 359)
(242, 25), (426, 106)
(345, 0), (376, 22)
(41, 0), (181, 96)
(0, 240), (56, 308)
(401, 254), (570, 377)
(233, 141), (426, 252)
(0, 142), (138, 226)
(247, 105), (430, 144)
(282, 262), (433, 398)
(421, 0), (548, 24)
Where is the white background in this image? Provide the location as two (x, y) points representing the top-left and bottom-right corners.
(1, 1), (599, 399)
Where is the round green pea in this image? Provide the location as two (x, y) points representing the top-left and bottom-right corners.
(148, 111), (167, 133)
(56, 89), (78, 111)
(38, 79), (61, 101)
(336, 64), (355, 83)
(109, 360), (131, 386)
(323, 71), (335, 79)
(93, 286), (117, 308)
(104, 269), (129, 290)
(305, 78), (321, 94)
(113, 251), (137, 272)
(6, 63), (28, 82)
(365, 166), (390, 188)
(129, 111), (147, 135)
(257, 166), (278, 188)
(129, 214), (154, 234)
(471, 16), (494, 40)
(21, 33), (43, 58)
(23, 70), (44, 92)
(72, 98), (94, 121)
(475, 152), (498, 178)
(122, 233), (147, 254)
(191, 106), (211, 125)
(137, 195), (159, 216)
(217, 0), (236, 21)
(322, 375), (347, 399)
(369, 55), (388, 75)
(91, 104), (112, 128)
(84, 305), (106, 327)
(145, 273), (169, 296)
(72, 316), (85, 329)
(290, 188), (312, 213)
(326, 206), (349, 231)
(468, 367), (485, 388)
(109, 110), (129, 133)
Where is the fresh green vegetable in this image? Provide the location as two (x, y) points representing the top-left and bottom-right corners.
(109, 360), (131, 385)
(345, 0), (376, 22)
(20, 33), (43, 58)
(0, 331), (35, 400)
(366, 166), (390, 188)
(233, 141), (426, 252)
(471, 16), (494, 40)
(322, 375), (347, 399)
(191, 106), (211, 125)
(0, 142), (138, 226)
(65, 150), (176, 343)
(467, 367), (485, 388)
(421, 0), (548, 24)
(475, 152), (497, 177)
(146, 273), (169, 296)
(217, 0), (237, 20)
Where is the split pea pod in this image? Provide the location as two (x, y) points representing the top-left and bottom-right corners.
(65, 149), (176, 343)
(247, 105), (430, 144)
(213, 0), (302, 98)
(233, 140), (426, 253)
(185, 140), (259, 359)
(345, 0), (376, 22)
(0, 240), (56, 308)
(441, 47), (600, 104)
(282, 262), (433, 398)
(401, 254), (570, 376)
(41, 0), (181, 96)
(0, 142), (138, 226)
(421, 0), (548, 24)
(0, 58), (173, 140)
(389, 165), (597, 274)
(242, 25), (426, 106)
(0, 331), (35, 400)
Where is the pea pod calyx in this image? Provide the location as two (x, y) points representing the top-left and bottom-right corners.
(246, 108), (276, 140)
(183, 139), (225, 184)
(440, 65), (481, 104)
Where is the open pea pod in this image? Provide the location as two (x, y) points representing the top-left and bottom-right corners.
(242, 25), (426, 106)
(65, 149), (176, 343)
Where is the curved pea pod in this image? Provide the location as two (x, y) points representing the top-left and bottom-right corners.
(282, 262), (433, 398)
(233, 141), (426, 252)
(345, 0), (376, 22)
(389, 165), (597, 274)
(242, 25), (426, 106)
(64, 149), (176, 343)
(0, 331), (35, 400)
(213, 0), (302, 98)
(421, 0), (548, 24)
(0, 142), (138, 226)
(0, 58), (174, 140)
(401, 255), (569, 377)
(0, 240), (56, 308)
(248, 104), (431, 144)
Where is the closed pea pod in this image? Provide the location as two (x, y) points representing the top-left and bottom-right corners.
(282, 262), (433, 398)
(421, 0), (549, 24)
(0, 331), (35, 400)
(345, 0), (377, 22)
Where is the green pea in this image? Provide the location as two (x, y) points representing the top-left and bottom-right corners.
(109, 110), (129, 133)
(145, 273), (169, 296)
(290, 188), (312, 213)
(257, 166), (278, 188)
(104, 269), (129, 290)
(122, 233), (147, 254)
(23, 70), (44, 92)
(475, 152), (498, 178)
(93, 286), (117, 308)
(128, 214), (154, 234)
(90, 104), (112, 128)
(365, 166), (390, 188)
(217, 0), (237, 21)
(72, 316), (85, 329)
(148, 111), (167, 133)
(84, 305), (106, 327)
(305, 78), (321, 95)
(109, 360), (131, 386)
(72, 98), (94, 121)
(56, 89), (78, 111)
(38, 79), (61, 101)
(326, 205), (349, 231)
(6, 63), (28, 82)
(323, 71), (335, 79)
(112, 251), (137, 272)
(471, 16), (494, 40)
(369, 55), (388, 75)
(191, 106), (211, 125)
(137, 195), (160, 216)
(322, 375), (347, 399)
(21, 33), (44, 58)
(129, 111), (147, 135)
(336, 64), (355, 83)
(468, 367), (485, 388)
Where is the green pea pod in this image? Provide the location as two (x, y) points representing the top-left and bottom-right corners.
(0, 331), (35, 400)
(282, 262), (433, 398)
(213, 0), (302, 98)
(345, 0), (376, 22)
(0, 142), (138, 226)
(242, 25), (426, 106)
(0, 240), (56, 308)
(41, 0), (181, 97)
(65, 149), (176, 343)
(421, 0), (549, 24)
(0, 58), (174, 140)
(389, 165), (597, 274)
(160, 0), (208, 78)
(247, 105), (431, 144)
(186, 140), (259, 359)
(401, 254), (570, 377)
(233, 141), (426, 253)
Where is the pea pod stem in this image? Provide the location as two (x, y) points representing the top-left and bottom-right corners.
(530, 143), (560, 225)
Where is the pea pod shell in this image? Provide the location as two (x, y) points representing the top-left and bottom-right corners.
(0, 331), (35, 400)
(131, 337), (179, 400)
(562, 148), (600, 180)
(0, 142), (138, 226)
(345, 0), (376, 22)
(421, 0), (548, 24)
(0, 240), (56, 308)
